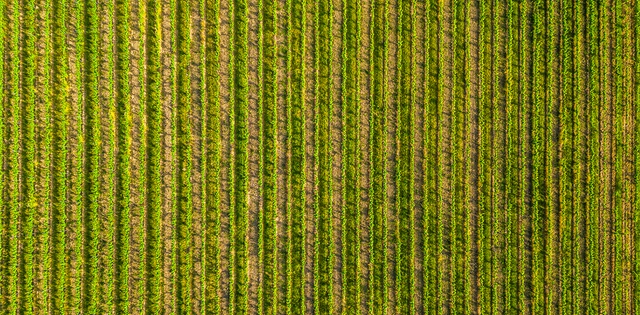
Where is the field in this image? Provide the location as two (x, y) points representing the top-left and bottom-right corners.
(1, 0), (640, 314)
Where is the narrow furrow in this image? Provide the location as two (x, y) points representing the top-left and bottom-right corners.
(204, 0), (221, 312)
(20, 0), (37, 312)
(586, 1), (601, 313)
(51, 0), (70, 312)
(342, 0), (362, 311)
(422, 0), (438, 313)
(33, 0), (51, 311)
(451, 0), (466, 312)
(287, 0), (306, 312)
(3, 0), (20, 312)
(83, 0), (101, 311)
(313, 0), (333, 311)
(115, 0), (132, 312)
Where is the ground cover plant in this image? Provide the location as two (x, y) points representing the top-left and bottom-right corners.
(2, 0), (640, 313)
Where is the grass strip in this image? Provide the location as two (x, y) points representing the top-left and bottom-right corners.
(505, 1), (521, 312)
(115, 0), (132, 312)
(613, 0), (624, 311)
(51, 0), (70, 312)
(145, 0), (162, 312)
(4, 0), (21, 312)
(478, 0), (493, 312)
(422, 0), (437, 313)
(342, 0), (361, 311)
(545, 0), (562, 312)
(573, 0), (588, 311)
(20, 0), (37, 312)
(175, 0), (193, 312)
(313, 0), (333, 312)
(586, 1), (600, 313)
(451, 0), (467, 312)
(83, 0), (101, 311)
(204, 0), (221, 312)
(67, 0), (86, 311)
(232, 0), (249, 311)
(33, 0), (51, 311)
(287, 0), (306, 312)
(531, 0), (548, 313)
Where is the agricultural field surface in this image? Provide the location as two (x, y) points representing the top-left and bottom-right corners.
(1, 0), (640, 314)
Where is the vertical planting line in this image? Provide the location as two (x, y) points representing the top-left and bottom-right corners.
(422, 0), (437, 313)
(313, 0), (333, 311)
(33, 0), (51, 311)
(98, 0), (116, 311)
(463, 0), (475, 310)
(492, 0), (507, 312)
(4, 0), (20, 312)
(560, 0), (575, 312)
(260, 0), (278, 311)
(519, 0), (534, 312)
(396, 0), (415, 314)
(286, 0), (306, 312)
(115, 0), (132, 312)
(395, 0), (414, 313)
(635, 2), (640, 313)
(600, 1), (613, 312)
(136, 1), (148, 311)
(342, 0), (361, 310)
(370, 0), (389, 310)
(545, 0), (561, 312)
(505, 0), (520, 312)
(532, 0), (547, 312)
(227, 0), (236, 309)
(613, 0), (623, 311)
(204, 0), (221, 312)
(83, 0), (100, 311)
(175, 0), (193, 311)
(232, 0), (249, 309)
(0, 0), (5, 311)
(20, 0), (37, 312)
(436, 0), (447, 310)
(478, 0), (493, 312)
(586, 1), (600, 313)
(573, 0), (588, 312)
(145, 0), (162, 312)
(451, 0), (466, 312)
(51, 0), (69, 312)
(68, 0), (86, 311)
(635, 1), (640, 311)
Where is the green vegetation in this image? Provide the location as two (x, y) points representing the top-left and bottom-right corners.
(314, 0), (333, 312)
(0, 2), (638, 314)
